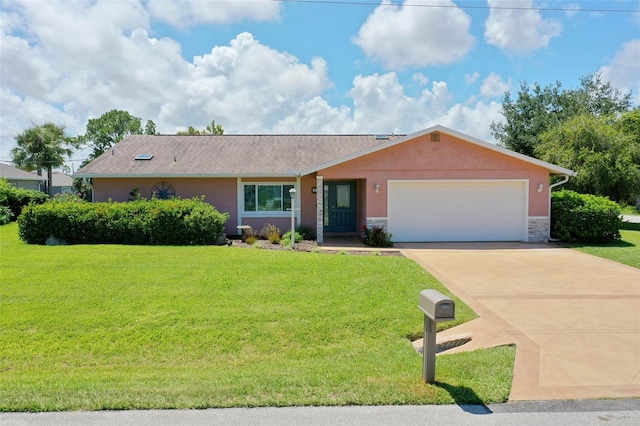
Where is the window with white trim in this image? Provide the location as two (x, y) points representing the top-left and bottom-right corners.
(244, 184), (294, 212)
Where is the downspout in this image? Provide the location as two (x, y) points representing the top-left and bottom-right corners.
(547, 175), (571, 242)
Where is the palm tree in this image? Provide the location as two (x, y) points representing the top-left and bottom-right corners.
(11, 123), (77, 196)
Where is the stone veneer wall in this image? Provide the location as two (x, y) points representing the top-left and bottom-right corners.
(316, 176), (324, 244)
(366, 217), (388, 230)
(528, 217), (549, 242)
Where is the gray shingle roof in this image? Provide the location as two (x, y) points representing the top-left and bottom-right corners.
(75, 134), (403, 177)
(73, 126), (575, 178)
(0, 163), (45, 181)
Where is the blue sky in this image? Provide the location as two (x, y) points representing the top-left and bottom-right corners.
(1, 0), (639, 169)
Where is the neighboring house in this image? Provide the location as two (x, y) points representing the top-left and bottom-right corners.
(74, 125), (575, 243)
(0, 163), (44, 191)
(47, 171), (74, 196)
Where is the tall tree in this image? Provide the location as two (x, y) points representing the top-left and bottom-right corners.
(83, 110), (143, 160)
(144, 119), (157, 135)
(491, 73), (632, 157)
(11, 123), (78, 196)
(535, 113), (640, 203)
(177, 119), (224, 135)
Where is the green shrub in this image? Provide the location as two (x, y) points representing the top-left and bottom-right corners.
(362, 224), (393, 247)
(0, 205), (11, 225)
(295, 224), (315, 240)
(0, 178), (48, 221)
(18, 197), (229, 245)
(280, 231), (303, 246)
(551, 189), (622, 243)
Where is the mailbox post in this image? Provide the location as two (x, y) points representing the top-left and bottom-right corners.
(419, 289), (455, 384)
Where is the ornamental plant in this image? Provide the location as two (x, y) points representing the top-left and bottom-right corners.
(362, 224), (393, 247)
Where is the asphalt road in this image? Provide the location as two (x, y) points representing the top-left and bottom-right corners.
(2, 399), (639, 426)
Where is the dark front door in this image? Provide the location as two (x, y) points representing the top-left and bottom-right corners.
(324, 181), (356, 233)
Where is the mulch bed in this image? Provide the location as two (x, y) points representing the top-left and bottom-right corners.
(230, 239), (403, 256)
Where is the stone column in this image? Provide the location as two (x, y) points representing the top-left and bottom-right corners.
(316, 175), (323, 245)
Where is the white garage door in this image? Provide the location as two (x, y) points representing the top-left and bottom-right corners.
(388, 180), (527, 242)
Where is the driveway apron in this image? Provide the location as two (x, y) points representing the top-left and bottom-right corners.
(400, 243), (640, 401)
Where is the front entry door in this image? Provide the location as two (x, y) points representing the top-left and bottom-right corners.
(324, 181), (356, 233)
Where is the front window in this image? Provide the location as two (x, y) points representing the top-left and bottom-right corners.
(244, 184), (294, 212)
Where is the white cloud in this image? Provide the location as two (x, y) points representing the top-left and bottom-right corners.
(484, 0), (562, 53)
(353, 0), (475, 69)
(440, 100), (504, 141)
(412, 72), (429, 86)
(465, 72), (480, 85)
(0, 0), (505, 165)
(598, 39), (640, 104)
(147, 0), (281, 28)
(480, 72), (511, 98)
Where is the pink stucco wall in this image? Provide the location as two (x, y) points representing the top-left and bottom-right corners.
(92, 177), (238, 235)
(92, 176), (320, 237)
(320, 133), (551, 217)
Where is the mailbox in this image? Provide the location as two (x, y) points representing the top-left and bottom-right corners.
(419, 289), (455, 322)
(419, 289), (456, 384)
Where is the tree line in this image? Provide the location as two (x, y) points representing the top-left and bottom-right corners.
(491, 73), (639, 205)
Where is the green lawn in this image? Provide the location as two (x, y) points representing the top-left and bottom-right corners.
(0, 223), (514, 411)
(561, 223), (640, 269)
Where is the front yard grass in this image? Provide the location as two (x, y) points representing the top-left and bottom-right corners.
(0, 223), (514, 411)
(560, 222), (640, 269)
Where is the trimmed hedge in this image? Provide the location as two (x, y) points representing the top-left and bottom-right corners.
(0, 178), (48, 222)
(551, 190), (622, 243)
(18, 197), (229, 245)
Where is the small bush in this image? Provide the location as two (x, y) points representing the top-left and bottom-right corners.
(551, 189), (622, 243)
(0, 205), (11, 225)
(280, 231), (303, 246)
(0, 178), (48, 221)
(295, 224), (315, 240)
(18, 197), (229, 245)
(51, 192), (86, 203)
(261, 223), (281, 244)
(362, 224), (393, 247)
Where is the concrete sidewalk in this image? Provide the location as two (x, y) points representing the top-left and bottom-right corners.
(400, 243), (640, 401)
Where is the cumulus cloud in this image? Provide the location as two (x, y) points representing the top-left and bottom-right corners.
(353, 0), (475, 69)
(147, 0), (281, 27)
(480, 72), (511, 98)
(0, 0), (506, 164)
(484, 0), (562, 53)
(465, 72), (480, 85)
(598, 39), (640, 104)
(440, 100), (504, 141)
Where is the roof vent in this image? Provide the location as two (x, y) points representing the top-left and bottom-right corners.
(431, 132), (440, 142)
(135, 154), (154, 160)
(375, 134), (388, 140)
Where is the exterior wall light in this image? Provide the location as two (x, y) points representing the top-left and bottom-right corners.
(374, 182), (381, 194)
(538, 182), (544, 193)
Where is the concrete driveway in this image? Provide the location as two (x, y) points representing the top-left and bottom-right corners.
(400, 243), (640, 401)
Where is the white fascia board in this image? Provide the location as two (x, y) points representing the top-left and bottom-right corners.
(300, 124), (575, 177)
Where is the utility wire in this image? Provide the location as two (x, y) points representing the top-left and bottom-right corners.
(269, 0), (640, 14)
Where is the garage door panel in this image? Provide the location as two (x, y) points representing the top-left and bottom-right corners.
(388, 181), (526, 242)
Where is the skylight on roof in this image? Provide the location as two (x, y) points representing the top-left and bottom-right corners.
(134, 154), (154, 160)
(375, 134), (388, 140)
